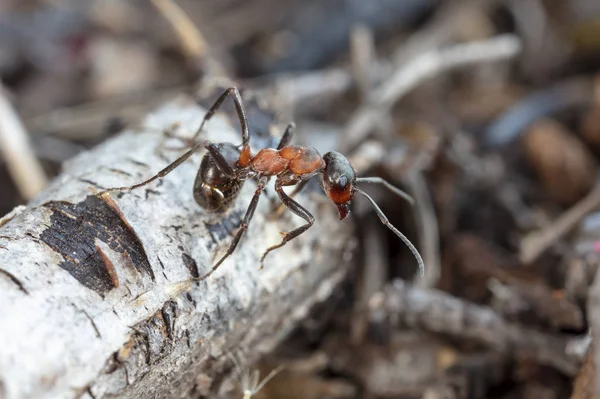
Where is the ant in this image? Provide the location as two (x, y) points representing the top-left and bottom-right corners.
(101, 87), (424, 281)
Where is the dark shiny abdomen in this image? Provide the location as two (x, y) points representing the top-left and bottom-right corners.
(193, 143), (244, 212)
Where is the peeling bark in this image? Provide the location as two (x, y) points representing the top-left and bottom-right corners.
(0, 94), (355, 399)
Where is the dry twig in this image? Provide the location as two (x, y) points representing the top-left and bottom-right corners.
(0, 82), (48, 200)
(370, 279), (583, 375)
(342, 34), (523, 152)
(350, 24), (376, 101)
(520, 180), (600, 264)
(25, 86), (186, 141)
(150, 0), (227, 77)
(404, 170), (441, 288)
(588, 270), (600, 396)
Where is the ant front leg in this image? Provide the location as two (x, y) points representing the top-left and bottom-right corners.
(196, 177), (268, 281)
(260, 179), (314, 269)
(191, 87), (250, 148)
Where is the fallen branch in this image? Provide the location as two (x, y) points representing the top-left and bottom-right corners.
(341, 34), (522, 152)
(588, 269), (600, 396)
(0, 82), (48, 200)
(0, 94), (354, 399)
(520, 180), (600, 264)
(369, 279), (583, 376)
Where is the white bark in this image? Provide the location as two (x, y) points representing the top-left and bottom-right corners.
(0, 95), (354, 399)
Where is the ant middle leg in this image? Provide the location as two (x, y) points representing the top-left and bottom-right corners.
(260, 180), (314, 269)
(271, 178), (310, 216)
(196, 177), (268, 281)
(100, 140), (209, 194)
(190, 87), (250, 147)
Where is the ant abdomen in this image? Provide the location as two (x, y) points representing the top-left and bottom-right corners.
(193, 143), (244, 212)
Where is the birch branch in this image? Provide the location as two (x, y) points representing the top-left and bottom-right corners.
(0, 94), (354, 399)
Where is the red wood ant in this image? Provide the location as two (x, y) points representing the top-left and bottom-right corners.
(101, 87), (424, 281)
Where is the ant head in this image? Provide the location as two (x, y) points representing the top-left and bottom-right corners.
(321, 151), (356, 220)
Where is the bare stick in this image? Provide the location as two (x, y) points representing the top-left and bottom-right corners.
(520, 180), (600, 264)
(341, 34), (523, 152)
(370, 280), (583, 376)
(151, 0), (207, 58)
(150, 0), (228, 77)
(404, 171), (440, 289)
(0, 82), (48, 200)
(587, 270), (600, 396)
(350, 24), (375, 101)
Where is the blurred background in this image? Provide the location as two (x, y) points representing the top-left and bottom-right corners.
(2, 0), (600, 398)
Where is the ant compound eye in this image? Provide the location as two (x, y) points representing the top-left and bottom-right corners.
(337, 175), (348, 190)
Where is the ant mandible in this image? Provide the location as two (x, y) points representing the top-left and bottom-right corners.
(101, 87), (425, 281)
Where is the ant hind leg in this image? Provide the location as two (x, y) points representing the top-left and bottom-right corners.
(271, 178), (310, 216)
(196, 178), (268, 281)
(99, 140), (208, 195)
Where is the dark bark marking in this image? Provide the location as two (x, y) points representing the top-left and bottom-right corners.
(144, 189), (161, 200)
(24, 232), (41, 244)
(161, 301), (177, 339)
(112, 304), (180, 384)
(125, 158), (149, 168)
(105, 167), (132, 177)
(0, 267), (28, 294)
(157, 256), (166, 270)
(205, 209), (244, 249)
(185, 292), (195, 307)
(185, 329), (191, 348)
(181, 253), (199, 278)
(77, 178), (107, 190)
(72, 303), (102, 339)
(39, 195), (153, 295)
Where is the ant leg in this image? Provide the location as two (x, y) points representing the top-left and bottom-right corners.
(196, 178), (268, 281)
(205, 143), (236, 178)
(356, 177), (414, 205)
(276, 123), (295, 150)
(272, 178), (310, 216)
(260, 181), (314, 268)
(191, 87), (250, 147)
(100, 140), (208, 194)
(286, 178), (310, 199)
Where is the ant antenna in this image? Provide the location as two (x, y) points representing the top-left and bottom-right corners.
(354, 187), (425, 278)
(355, 177), (414, 205)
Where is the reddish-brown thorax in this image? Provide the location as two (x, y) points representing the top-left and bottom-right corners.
(239, 145), (325, 177)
